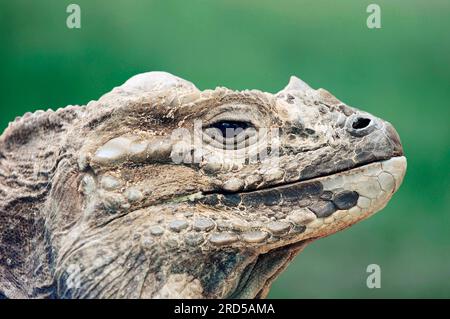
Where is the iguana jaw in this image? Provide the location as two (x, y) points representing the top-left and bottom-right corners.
(214, 156), (407, 298)
(52, 156), (405, 298)
(170, 155), (407, 254)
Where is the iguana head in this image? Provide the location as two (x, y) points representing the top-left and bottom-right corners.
(0, 72), (406, 299)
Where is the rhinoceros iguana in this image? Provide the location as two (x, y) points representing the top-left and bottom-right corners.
(0, 72), (406, 298)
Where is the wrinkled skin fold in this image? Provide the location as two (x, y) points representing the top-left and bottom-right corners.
(0, 72), (406, 298)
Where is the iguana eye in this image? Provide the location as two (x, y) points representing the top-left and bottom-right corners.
(203, 120), (256, 150)
(208, 121), (252, 138)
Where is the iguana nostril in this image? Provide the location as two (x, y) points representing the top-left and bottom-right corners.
(352, 117), (371, 129)
(346, 114), (377, 137)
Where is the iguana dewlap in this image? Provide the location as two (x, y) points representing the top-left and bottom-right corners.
(0, 72), (406, 299)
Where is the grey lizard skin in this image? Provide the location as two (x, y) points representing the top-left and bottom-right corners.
(0, 72), (406, 298)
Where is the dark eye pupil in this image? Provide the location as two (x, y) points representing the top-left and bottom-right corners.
(211, 121), (250, 137)
(352, 117), (371, 129)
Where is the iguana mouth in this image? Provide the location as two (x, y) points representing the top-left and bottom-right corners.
(86, 156), (406, 256)
(203, 155), (403, 198)
(185, 156), (406, 252)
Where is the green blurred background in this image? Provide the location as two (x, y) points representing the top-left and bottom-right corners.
(0, 0), (449, 298)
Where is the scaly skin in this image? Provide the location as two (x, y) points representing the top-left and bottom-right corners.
(0, 72), (406, 298)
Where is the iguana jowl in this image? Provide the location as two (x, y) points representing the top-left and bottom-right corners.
(0, 72), (406, 298)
